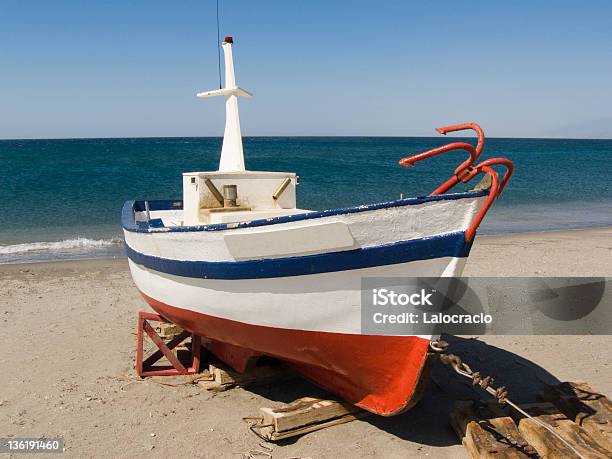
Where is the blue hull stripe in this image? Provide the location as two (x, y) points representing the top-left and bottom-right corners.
(126, 231), (471, 280)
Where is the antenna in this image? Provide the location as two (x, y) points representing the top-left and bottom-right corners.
(216, 0), (222, 89)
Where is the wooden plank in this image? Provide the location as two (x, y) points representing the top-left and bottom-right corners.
(450, 401), (533, 459)
(517, 403), (610, 459)
(261, 397), (363, 433)
(265, 412), (367, 441)
(197, 363), (296, 391)
(541, 382), (612, 452)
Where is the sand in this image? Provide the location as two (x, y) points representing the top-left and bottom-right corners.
(1, 227), (611, 458)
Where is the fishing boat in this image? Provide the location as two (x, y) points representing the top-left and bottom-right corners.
(122, 36), (514, 415)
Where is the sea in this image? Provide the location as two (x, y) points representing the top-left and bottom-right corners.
(1, 136), (611, 264)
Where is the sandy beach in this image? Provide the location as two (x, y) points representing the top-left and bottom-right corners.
(1, 227), (611, 458)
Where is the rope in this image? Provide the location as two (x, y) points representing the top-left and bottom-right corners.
(242, 416), (274, 441)
(431, 341), (588, 459)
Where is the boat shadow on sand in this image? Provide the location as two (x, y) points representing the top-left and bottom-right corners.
(247, 335), (561, 447)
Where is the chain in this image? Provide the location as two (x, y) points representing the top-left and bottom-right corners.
(430, 340), (588, 459)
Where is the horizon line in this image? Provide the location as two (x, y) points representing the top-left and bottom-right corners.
(2, 134), (612, 142)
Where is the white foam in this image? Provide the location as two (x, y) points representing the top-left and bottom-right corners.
(0, 237), (123, 255)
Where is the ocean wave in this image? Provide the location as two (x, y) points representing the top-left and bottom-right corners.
(0, 237), (123, 255)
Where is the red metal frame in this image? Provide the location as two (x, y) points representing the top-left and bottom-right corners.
(399, 123), (514, 242)
(136, 311), (202, 377)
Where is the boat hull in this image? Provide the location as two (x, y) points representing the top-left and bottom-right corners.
(122, 192), (486, 415)
(139, 289), (435, 416)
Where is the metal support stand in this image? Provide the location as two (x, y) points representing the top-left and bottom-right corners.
(136, 311), (201, 377)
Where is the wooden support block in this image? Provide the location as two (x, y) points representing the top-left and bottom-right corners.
(450, 401), (533, 459)
(541, 381), (612, 452)
(197, 363), (296, 391)
(517, 403), (610, 459)
(262, 397), (362, 433)
(154, 322), (184, 338)
(450, 384), (612, 459)
(210, 363), (239, 385)
(256, 397), (367, 441)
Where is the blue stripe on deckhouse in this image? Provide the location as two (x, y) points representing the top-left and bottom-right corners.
(125, 231), (471, 280)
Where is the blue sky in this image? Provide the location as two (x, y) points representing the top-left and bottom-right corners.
(1, 1), (611, 139)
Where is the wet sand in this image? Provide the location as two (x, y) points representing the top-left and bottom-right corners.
(1, 227), (611, 458)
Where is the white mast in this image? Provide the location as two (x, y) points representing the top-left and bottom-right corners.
(197, 36), (252, 172)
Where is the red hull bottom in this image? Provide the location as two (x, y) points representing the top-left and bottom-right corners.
(141, 292), (434, 415)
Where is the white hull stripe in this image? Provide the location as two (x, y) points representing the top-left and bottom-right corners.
(125, 231), (471, 280)
(128, 256), (461, 335)
(121, 190), (487, 233)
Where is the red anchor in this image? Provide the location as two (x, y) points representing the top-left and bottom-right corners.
(399, 123), (514, 241)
